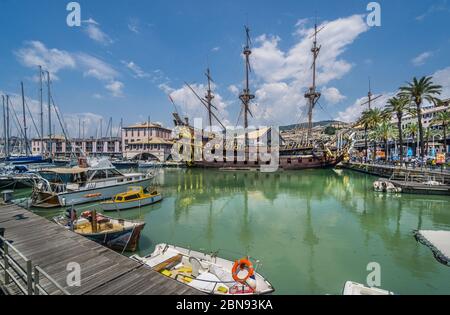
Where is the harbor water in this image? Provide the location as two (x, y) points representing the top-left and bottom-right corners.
(25, 168), (450, 295)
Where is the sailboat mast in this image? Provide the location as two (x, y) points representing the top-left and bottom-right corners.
(2, 96), (7, 157)
(205, 68), (214, 130)
(39, 66), (44, 154)
(239, 26), (255, 159)
(6, 95), (10, 157)
(21, 82), (29, 155)
(46, 71), (52, 156)
(147, 115), (150, 156)
(305, 23), (322, 144)
(368, 78), (373, 110)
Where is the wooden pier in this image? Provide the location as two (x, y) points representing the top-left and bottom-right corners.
(0, 204), (202, 295)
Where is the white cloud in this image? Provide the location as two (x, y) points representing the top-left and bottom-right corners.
(228, 84), (239, 95)
(211, 47), (220, 52)
(121, 60), (150, 79)
(249, 14), (370, 125)
(411, 51), (433, 66)
(77, 53), (118, 81)
(321, 87), (346, 104)
(105, 81), (124, 97)
(15, 41), (76, 80)
(433, 66), (450, 99)
(416, 2), (450, 21)
(15, 41), (123, 97)
(335, 66), (450, 123)
(160, 83), (231, 126)
(0, 90), (106, 138)
(254, 82), (306, 125)
(128, 18), (140, 34)
(83, 19), (113, 45)
(335, 93), (394, 123)
(158, 83), (175, 94)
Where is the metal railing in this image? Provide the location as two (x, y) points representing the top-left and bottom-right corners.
(0, 235), (70, 295)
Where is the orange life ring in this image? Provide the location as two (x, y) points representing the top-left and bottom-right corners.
(232, 258), (254, 283)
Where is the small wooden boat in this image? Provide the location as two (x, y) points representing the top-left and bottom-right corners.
(342, 281), (394, 295)
(53, 209), (145, 252)
(100, 186), (162, 212)
(131, 244), (275, 295)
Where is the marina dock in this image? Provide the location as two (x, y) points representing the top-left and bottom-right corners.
(0, 204), (202, 295)
(342, 162), (450, 184)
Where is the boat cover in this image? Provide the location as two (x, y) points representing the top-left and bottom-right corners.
(41, 167), (87, 174)
(190, 272), (224, 293)
(414, 230), (450, 266)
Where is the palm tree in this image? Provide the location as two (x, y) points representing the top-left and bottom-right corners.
(430, 109), (449, 153)
(374, 121), (397, 161)
(424, 128), (442, 156)
(399, 76), (442, 159)
(357, 110), (372, 160)
(365, 108), (384, 161)
(405, 123), (419, 157)
(385, 96), (410, 162)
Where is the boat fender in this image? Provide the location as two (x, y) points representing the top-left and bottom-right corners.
(246, 275), (257, 290)
(232, 258), (254, 283)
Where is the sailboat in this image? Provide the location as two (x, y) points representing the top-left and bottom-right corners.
(174, 24), (351, 170)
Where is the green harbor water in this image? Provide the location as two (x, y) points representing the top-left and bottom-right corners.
(27, 168), (450, 295)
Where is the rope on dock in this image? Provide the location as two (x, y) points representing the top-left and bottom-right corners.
(414, 230), (450, 267)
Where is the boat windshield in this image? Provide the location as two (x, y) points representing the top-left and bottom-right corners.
(40, 171), (87, 184)
(124, 194), (140, 201)
(89, 168), (124, 181)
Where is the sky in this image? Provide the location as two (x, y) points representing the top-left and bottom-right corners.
(0, 0), (449, 138)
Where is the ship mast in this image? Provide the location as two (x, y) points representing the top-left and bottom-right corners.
(39, 66), (44, 155)
(205, 67), (215, 131)
(304, 23), (322, 144)
(46, 71), (52, 157)
(367, 78), (373, 110)
(239, 26), (255, 158)
(360, 78), (382, 110)
(21, 82), (29, 155)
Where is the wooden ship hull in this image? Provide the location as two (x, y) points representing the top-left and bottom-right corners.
(192, 155), (342, 170)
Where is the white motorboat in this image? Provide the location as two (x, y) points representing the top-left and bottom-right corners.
(373, 179), (402, 193)
(342, 281), (394, 295)
(131, 244), (275, 295)
(333, 169), (343, 176)
(31, 157), (154, 208)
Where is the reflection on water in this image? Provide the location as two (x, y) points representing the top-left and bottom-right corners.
(31, 168), (450, 295)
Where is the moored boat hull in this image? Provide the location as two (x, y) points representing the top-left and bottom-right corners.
(81, 223), (145, 252)
(101, 194), (163, 212)
(53, 214), (146, 252)
(32, 178), (154, 208)
(131, 244), (275, 295)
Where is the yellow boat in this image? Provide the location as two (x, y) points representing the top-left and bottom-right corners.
(100, 186), (162, 212)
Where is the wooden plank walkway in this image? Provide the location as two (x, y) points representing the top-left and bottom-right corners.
(0, 204), (202, 295)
